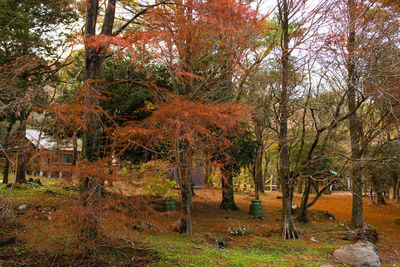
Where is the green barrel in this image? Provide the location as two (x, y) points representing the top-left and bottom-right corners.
(249, 200), (263, 217)
(162, 198), (176, 212)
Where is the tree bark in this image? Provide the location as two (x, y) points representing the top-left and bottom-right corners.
(15, 113), (27, 184)
(298, 178), (312, 222)
(220, 164), (239, 210)
(180, 158), (193, 235)
(204, 159), (212, 187)
(392, 173), (399, 201)
(254, 125), (264, 195)
(72, 131), (78, 167)
(278, 0), (298, 239)
(80, 0), (116, 240)
(297, 178), (303, 194)
(2, 121), (13, 184)
(347, 0), (364, 228)
(371, 176), (386, 205)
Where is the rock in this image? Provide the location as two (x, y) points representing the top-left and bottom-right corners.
(322, 211), (335, 220)
(310, 237), (319, 243)
(213, 239), (226, 249)
(291, 204), (298, 215)
(356, 228), (379, 244)
(143, 221), (154, 228)
(172, 218), (187, 234)
(229, 227), (248, 236)
(18, 205), (27, 211)
(333, 241), (381, 267)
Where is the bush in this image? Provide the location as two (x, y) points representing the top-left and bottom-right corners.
(139, 160), (178, 199)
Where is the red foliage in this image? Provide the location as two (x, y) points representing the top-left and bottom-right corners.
(114, 94), (250, 163)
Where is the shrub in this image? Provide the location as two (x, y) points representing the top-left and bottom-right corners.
(139, 160), (178, 198)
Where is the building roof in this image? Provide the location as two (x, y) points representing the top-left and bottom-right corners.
(26, 129), (82, 152)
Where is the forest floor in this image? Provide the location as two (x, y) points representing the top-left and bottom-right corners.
(0, 177), (399, 266)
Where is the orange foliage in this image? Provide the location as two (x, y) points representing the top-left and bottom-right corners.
(114, 94), (250, 163)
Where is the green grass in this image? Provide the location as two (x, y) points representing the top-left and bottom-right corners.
(130, 232), (333, 267)
(0, 175), (77, 200)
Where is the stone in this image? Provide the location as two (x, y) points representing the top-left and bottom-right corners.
(229, 227), (248, 236)
(310, 237), (319, 243)
(213, 239), (226, 249)
(18, 205), (27, 211)
(143, 221), (154, 228)
(322, 211), (335, 220)
(333, 241), (381, 267)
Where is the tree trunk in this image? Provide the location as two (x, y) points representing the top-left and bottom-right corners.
(2, 121), (13, 184)
(80, 0), (116, 240)
(204, 160), (212, 187)
(220, 164), (239, 210)
(392, 173), (399, 201)
(15, 115), (27, 184)
(180, 159), (193, 235)
(298, 178), (312, 222)
(72, 131), (78, 166)
(282, 184), (298, 239)
(347, 0), (364, 228)
(371, 176), (385, 205)
(278, 0), (298, 239)
(297, 178), (303, 194)
(255, 147), (264, 194)
(254, 125), (264, 194)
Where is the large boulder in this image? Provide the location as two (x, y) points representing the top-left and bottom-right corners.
(333, 241), (381, 267)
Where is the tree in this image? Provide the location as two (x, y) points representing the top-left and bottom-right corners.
(273, 0), (329, 239)
(220, 129), (258, 210)
(115, 95), (249, 234)
(78, 0), (171, 238)
(0, 0), (76, 183)
(136, 0), (260, 229)
(325, 0), (400, 228)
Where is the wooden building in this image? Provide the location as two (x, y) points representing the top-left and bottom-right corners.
(23, 129), (81, 178)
